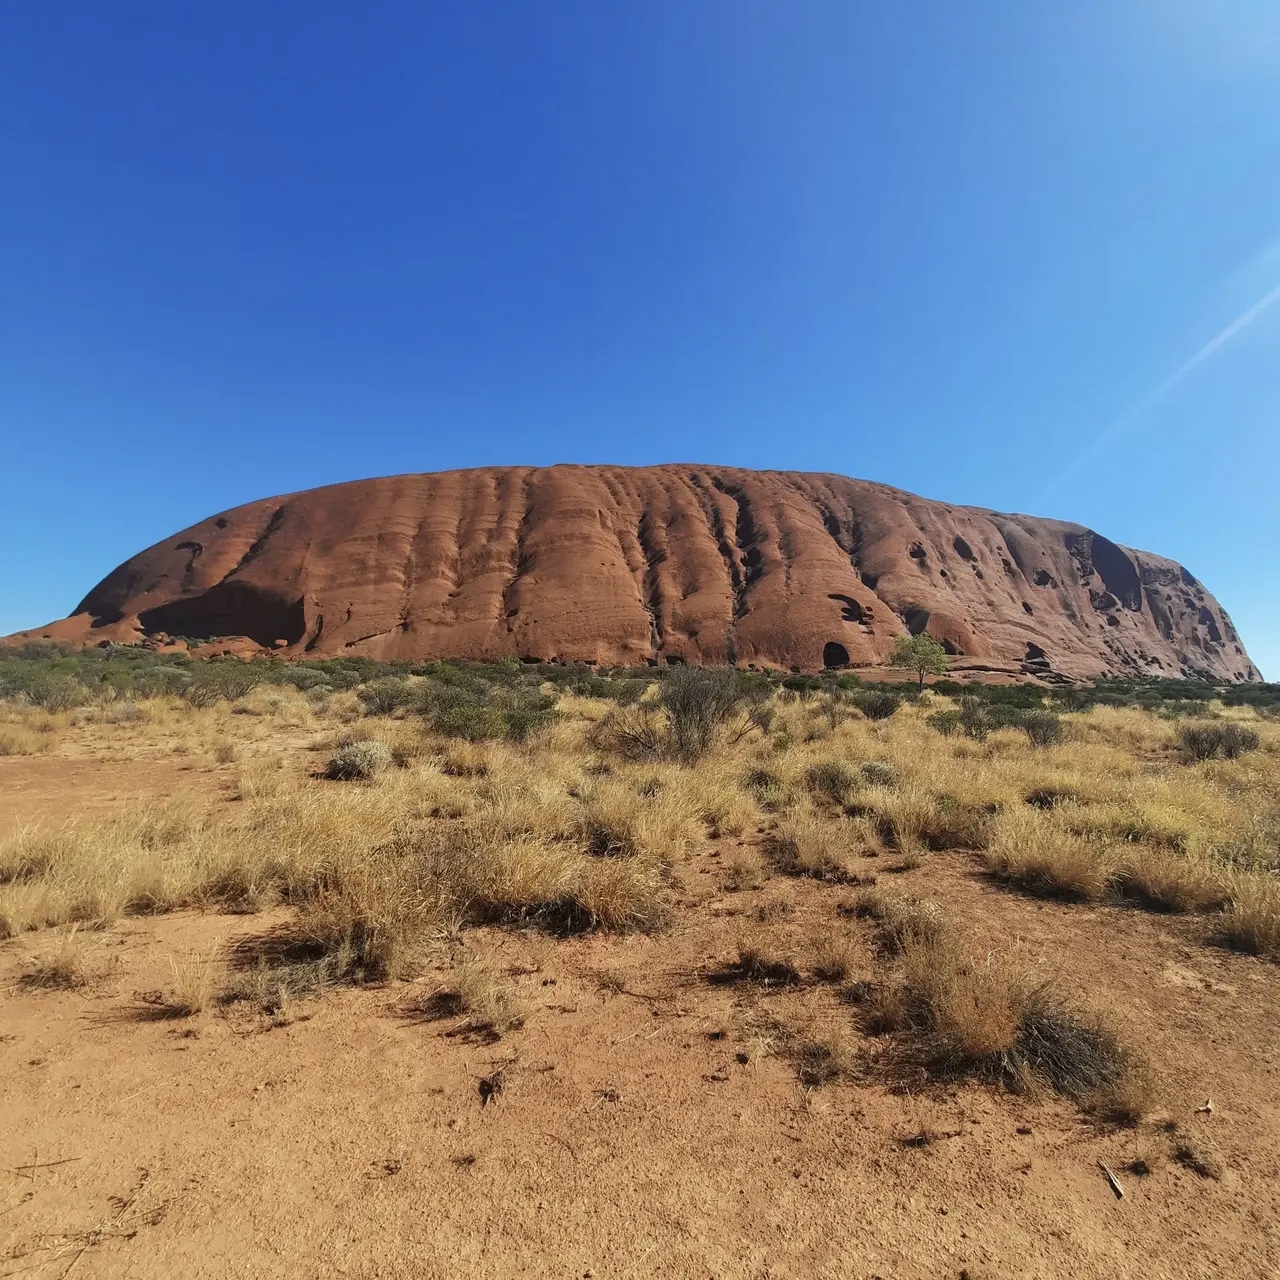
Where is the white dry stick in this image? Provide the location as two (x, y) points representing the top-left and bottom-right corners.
(1098, 1161), (1124, 1200)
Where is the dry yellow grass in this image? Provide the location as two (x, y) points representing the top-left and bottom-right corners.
(810, 928), (861, 983)
(427, 951), (528, 1036)
(858, 892), (1155, 1116)
(0, 724), (56, 756)
(167, 943), (224, 1015)
(1217, 877), (1280, 957)
(2, 680), (1276, 974)
(18, 925), (95, 989)
(984, 810), (1116, 901)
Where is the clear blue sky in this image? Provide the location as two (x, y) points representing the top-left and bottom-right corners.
(2, 3), (1277, 677)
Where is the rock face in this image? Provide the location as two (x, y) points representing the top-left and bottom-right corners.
(8, 465), (1259, 682)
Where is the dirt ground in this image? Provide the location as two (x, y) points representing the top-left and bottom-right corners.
(3, 741), (1279, 1279)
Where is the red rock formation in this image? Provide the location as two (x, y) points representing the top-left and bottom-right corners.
(5, 466), (1259, 682)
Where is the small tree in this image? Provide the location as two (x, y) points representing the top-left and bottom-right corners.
(887, 632), (949, 689)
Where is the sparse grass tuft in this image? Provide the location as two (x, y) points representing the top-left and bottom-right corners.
(851, 892), (1153, 1117)
(0, 725), (55, 756)
(167, 944), (223, 1016)
(852, 888), (947, 952)
(19, 926), (93, 990)
(766, 812), (850, 880)
(1112, 846), (1227, 913)
(425, 953), (527, 1038)
(735, 936), (802, 986)
(810, 930), (860, 983)
(1171, 1134), (1223, 1179)
(792, 1027), (859, 1087)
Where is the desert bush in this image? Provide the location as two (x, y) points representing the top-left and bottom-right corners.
(357, 677), (414, 716)
(854, 690), (901, 721)
(325, 740), (393, 781)
(24, 673), (90, 712)
(184, 663), (262, 708)
(588, 705), (664, 760)
(132, 666), (191, 698)
(957, 696), (994, 739)
(926, 710), (962, 737)
(660, 665), (747, 763)
(431, 700), (508, 741)
(422, 682), (558, 743)
(502, 698), (561, 743)
(860, 760), (897, 788)
(1177, 721), (1260, 762)
(805, 759), (858, 804)
(1022, 710), (1065, 747)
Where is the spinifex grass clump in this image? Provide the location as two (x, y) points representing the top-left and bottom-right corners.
(854, 889), (1151, 1117)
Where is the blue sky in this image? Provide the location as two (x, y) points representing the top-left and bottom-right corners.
(2, 3), (1277, 677)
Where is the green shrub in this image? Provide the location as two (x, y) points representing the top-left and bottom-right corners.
(421, 681), (558, 742)
(132, 667), (191, 698)
(1022, 710), (1065, 747)
(854, 690), (901, 721)
(183, 663), (262, 707)
(959, 696), (993, 739)
(805, 760), (858, 804)
(23, 673), (91, 711)
(357, 677), (414, 716)
(926, 710), (962, 737)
